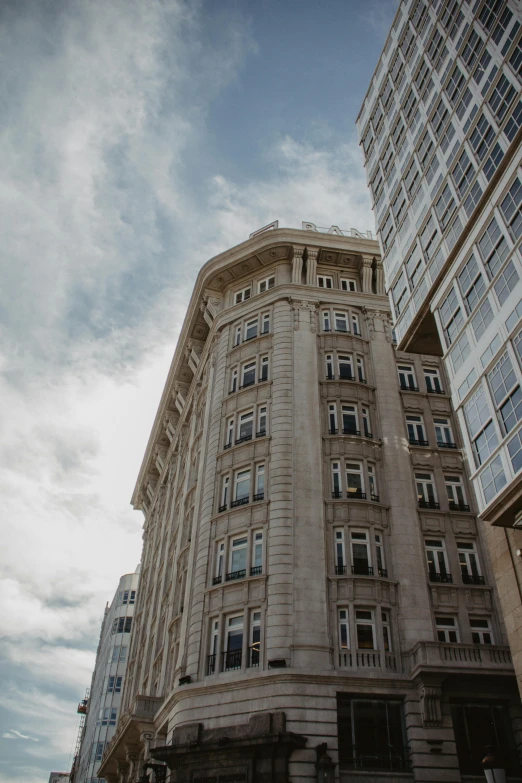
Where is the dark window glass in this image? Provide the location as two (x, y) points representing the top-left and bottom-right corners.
(337, 697), (410, 771)
(451, 703), (521, 775)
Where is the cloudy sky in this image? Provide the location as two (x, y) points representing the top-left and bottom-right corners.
(0, 0), (398, 779)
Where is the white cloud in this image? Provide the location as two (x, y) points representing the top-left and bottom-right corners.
(2, 730), (39, 741)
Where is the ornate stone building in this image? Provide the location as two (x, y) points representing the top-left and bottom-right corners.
(99, 226), (521, 783)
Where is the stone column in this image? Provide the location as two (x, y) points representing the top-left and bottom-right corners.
(375, 259), (385, 295)
(361, 255), (374, 293)
(365, 308), (433, 648)
(305, 247), (318, 286)
(291, 246), (304, 284)
(290, 299), (331, 668)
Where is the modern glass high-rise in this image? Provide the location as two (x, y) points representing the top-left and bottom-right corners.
(357, 0), (522, 691)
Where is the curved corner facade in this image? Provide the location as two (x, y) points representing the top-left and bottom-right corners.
(99, 228), (521, 782)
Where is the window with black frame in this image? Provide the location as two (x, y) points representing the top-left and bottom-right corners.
(451, 702), (521, 776)
(337, 695), (410, 771)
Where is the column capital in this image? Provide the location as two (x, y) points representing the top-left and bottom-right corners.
(291, 246), (305, 284)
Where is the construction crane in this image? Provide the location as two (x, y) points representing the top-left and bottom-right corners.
(69, 687), (90, 783)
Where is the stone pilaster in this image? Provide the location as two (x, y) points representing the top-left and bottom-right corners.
(375, 258), (385, 294)
(291, 246), (304, 284)
(361, 254), (374, 292)
(290, 298), (330, 668)
(305, 247), (318, 286)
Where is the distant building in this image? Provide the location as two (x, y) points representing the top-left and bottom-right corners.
(357, 0), (522, 693)
(98, 226), (521, 783)
(49, 774), (70, 783)
(71, 567), (140, 783)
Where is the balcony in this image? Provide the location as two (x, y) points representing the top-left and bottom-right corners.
(405, 641), (513, 676)
(224, 442), (232, 450)
(226, 569), (246, 582)
(207, 654), (217, 675)
(256, 429), (266, 438)
(332, 490), (367, 499)
(418, 499), (440, 509)
(378, 568), (388, 577)
(218, 504), (227, 513)
(370, 494), (380, 503)
(235, 434), (253, 445)
(253, 492), (265, 502)
(462, 572), (486, 585)
(212, 575), (222, 585)
(429, 571), (452, 583)
(409, 438), (429, 446)
(352, 565), (374, 576)
(250, 565), (263, 577)
(427, 387), (445, 395)
(338, 651), (399, 673)
(437, 440), (457, 449)
(248, 645), (260, 667)
(335, 564), (347, 575)
(449, 502), (470, 512)
(223, 649), (242, 670)
(400, 383), (419, 392)
(343, 428), (361, 436)
(239, 379), (256, 390)
(230, 497), (249, 508)
(340, 743), (410, 772)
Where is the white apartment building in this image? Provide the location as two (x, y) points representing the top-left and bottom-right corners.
(71, 567), (140, 783)
(97, 225), (521, 783)
(357, 0), (522, 692)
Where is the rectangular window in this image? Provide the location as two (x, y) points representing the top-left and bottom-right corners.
(237, 411), (253, 443)
(417, 474), (438, 508)
(434, 417), (455, 447)
(458, 254), (485, 313)
(244, 318), (258, 341)
(352, 313), (360, 335)
(252, 531), (263, 575)
(355, 609), (376, 649)
(341, 277), (357, 291)
(337, 697), (409, 770)
(341, 404), (358, 435)
(470, 113), (495, 161)
(335, 529), (346, 574)
(235, 325), (241, 346)
(446, 475), (468, 511)
(215, 541), (224, 582)
(326, 353), (334, 380)
(470, 617), (493, 644)
(435, 184), (456, 230)
(464, 181), (484, 217)
(322, 310), (331, 332)
(107, 676), (123, 693)
(471, 297), (494, 341)
(458, 541), (483, 583)
(261, 313), (270, 334)
(424, 538), (452, 582)
(317, 275), (333, 289)
(357, 357), (365, 383)
(208, 618), (219, 673)
(362, 407), (371, 438)
(407, 415), (427, 445)
(260, 356), (269, 382)
(255, 463), (265, 500)
(488, 353), (522, 434)
(489, 74), (516, 123)
(351, 531), (371, 575)
(338, 354), (353, 380)
(462, 29), (484, 72)
(424, 367), (443, 393)
(257, 405), (267, 437)
(229, 536), (248, 577)
(500, 178), (522, 242)
(235, 286), (251, 304)
(464, 386), (498, 466)
(480, 454), (507, 502)
(494, 260), (519, 306)
(375, 532), (385, 575)
(451, 149), (476, 198)
(224, 615), (243, 670)
(505, 100), (522, 141)
(420, 215), (440, 260)
(328, 403), (338, 434)
(334, 312), (349, 333)
(225, 417), (234, 448)
(508, 429), (522, 473)
(220, 476), (229, 511)
(346, 462), (364, 498)
(398, 364), (417, 391)
(258, 276), (275, 294)
(478, 217), (509, 278)
(392, 273), (408, 316)
(382, 611), (392, 652)
(233, 469), (251, 504)
(332, 461), (342, 498)
(339, 608), (350, 650)
(94, 742), (106, 762)
(435, 616), (459, 642)
(452, 702), (521, 776)
(241, 361), (256, 388)
(249, 610), (261, 667)
(230, 368), (238, 394)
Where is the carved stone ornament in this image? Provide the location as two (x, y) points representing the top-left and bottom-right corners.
(418, 684), (443, 727)
(363, 307), (394, 342)
(290, 299), (318, 331)
(291, 246), (305, 284)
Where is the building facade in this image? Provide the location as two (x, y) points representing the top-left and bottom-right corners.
(71, 568), (140, 783)
(98, 227), (520, 783)
(356, 0), (522, 692)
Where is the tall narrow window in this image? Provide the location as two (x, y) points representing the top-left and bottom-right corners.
(225, 615), (243, 670)
(416, 474), (438, 508)
(255, 464), (265, 500)
(458, 541), (483, 584)
(229, 536), (248, 579)
(237, 411), (253, 443)
(346, 463), (364, 498)
(445, 475), (469, 511)
(220, 476), (229, 511)
(326, 354), (334, 380)
(234, 469), (251, 505)
(398, 364), (417, 390)
(225, 418), (234, 449)
(260, 356), (269, 382)
(235, 325), (241, 346)
(351, 530), (371, 575)
(208, 619), (219, 674)
(339, 608), (350, 650)
(252, 531), (263, 575)
(334, 312), (349, 332)
(328, 403), (338, 434)
(362, 407), (371, 438)
(357, 357), (366, 382)
(407, 415), (428, 445)
(341, 405), (358, 435)
(335, 529), (346, 574)
(368, 466), (378, 501)
(434, 417), (455, 447)
(244, 318), (258, 341)
(339, 355), (353, 380)
(425, 539), (451, 582)
(424, 367), (443, 393)
(241, 361), (256, 388)
(355, 609), (375, 649)
(323, 311), (331, 332)
(436, 616), (459, 642)
(215, 542), (224, 584)
(382, 611), (392, 652)
(352, 313), (361, 335)
(257, 406), (267, 437)
(261, 313), (270, 334)
(332, 462), (342, 498)
(230, 368), (238, 394)
(375, 533), (386, 576)
(249, 611), (261, 666)
(470, 617), (493, 644)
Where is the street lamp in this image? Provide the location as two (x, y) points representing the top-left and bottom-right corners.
(482, 745), (507, 783)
